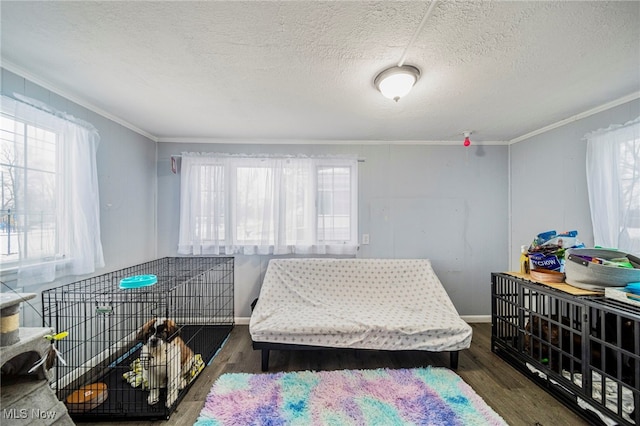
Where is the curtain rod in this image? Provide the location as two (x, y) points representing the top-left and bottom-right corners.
(170, 154), (365, 162)
(4, 93), (98, 132)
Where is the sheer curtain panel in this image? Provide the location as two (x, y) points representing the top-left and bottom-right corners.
(178, 153), (358, 256)
(0, 95), (104, 286)
(586, 116), (640, 255)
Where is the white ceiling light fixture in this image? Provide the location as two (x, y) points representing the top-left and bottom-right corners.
(374, 65), (421, 102)
(374, 0), (438, 102)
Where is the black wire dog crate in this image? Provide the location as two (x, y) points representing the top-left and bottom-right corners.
(41, 257), (234, 421)
(492, 273), (639, 426)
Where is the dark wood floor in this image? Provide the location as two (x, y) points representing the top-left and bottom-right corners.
(92, 323), (589, 426)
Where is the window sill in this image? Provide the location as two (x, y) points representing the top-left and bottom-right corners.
(0, 257), (70, 284)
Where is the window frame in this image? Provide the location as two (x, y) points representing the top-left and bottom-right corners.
(315, 162), (358, 245)
(178, 154), (359, 255)
(0, 113), (63, 270)
(0, 94), (104, 285)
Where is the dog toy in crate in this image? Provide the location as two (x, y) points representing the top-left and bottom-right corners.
(123, 358), (149, 389)
(187, 354), (205, 383)
(119, 274), (157, 289)
(28, 331), (69, 373)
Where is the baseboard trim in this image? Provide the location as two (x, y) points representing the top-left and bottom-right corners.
(235, 317), (250, 325)
(236, 315), (491, 326)
(461, 315), (491, 323)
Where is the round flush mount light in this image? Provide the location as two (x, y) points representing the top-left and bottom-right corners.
(374, 65), (421, 102)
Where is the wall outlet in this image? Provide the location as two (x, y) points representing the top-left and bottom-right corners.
(361, 234), (370, 245)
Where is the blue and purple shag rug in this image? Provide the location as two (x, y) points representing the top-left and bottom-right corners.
(195, 367), (507, 425)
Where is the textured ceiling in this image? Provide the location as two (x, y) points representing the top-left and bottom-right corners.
(1, 1), (639, 143)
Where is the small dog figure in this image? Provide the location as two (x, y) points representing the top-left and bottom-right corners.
(137, 318), (196, 408)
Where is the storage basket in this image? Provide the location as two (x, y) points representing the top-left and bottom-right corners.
(564, 248), (640, 291)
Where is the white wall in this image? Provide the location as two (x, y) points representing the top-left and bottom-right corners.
(1, 68), (158, 326)
(7, 68), (636, 325)
(157, 142), (509, 319)
(509, 98), (640, 269)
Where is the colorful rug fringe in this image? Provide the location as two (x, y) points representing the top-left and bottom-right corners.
(195, 367), (507, 425)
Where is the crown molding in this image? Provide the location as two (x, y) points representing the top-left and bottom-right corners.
(509, 91), (640, 145)
(157, 137), (508, 145)
(1, 60), (158, 142)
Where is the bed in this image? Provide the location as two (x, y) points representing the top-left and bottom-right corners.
(249, 258), (472, 371)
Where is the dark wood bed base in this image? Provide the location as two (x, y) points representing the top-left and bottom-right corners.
(252, 340), (460, 371)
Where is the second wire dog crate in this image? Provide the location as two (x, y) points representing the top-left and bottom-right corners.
(41, 256), (234, 421)
(492, 272), (639, 426)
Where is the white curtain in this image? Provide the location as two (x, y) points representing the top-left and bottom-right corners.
(585, 116), (640, 256)
(1, 94), (104, 285)
(178, 155), (228, 255)
(178, 153), (358, 256)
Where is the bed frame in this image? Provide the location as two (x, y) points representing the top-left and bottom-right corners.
(252, 340), (460, 371)
(249, 258), (471, 373)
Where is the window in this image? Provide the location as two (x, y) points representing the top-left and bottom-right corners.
(0, 116), (58, 265)
(178, 154), (358, 255)
(318, 166), (353, 242)
(0, 95), (104, 285)
(586, 116), (640, 255)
